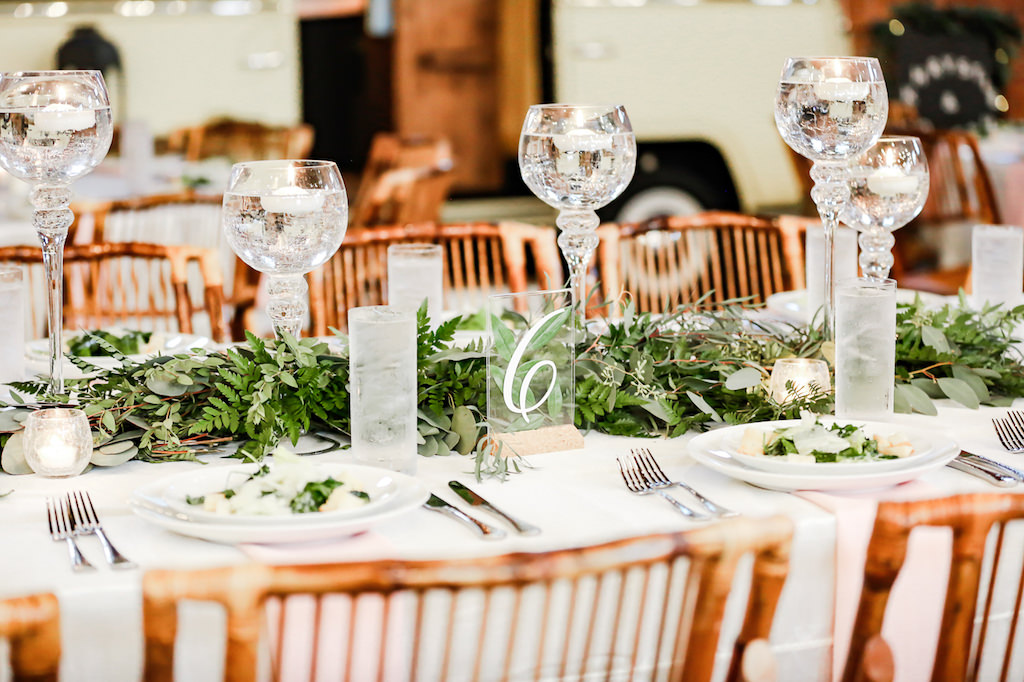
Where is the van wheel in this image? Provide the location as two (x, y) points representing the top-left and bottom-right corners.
(604, 167), (725, 223)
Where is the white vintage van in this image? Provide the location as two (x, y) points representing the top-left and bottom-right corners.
(547, 0), (851, 219)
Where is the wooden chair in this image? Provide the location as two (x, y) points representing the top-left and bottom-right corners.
(0, 242), (228, 342)
(79, 191), (256, 340)
(843, 493), (1024, 682)
(594, 212), (805, 313)
(890, 129), (1002, 294)
(167, 118), (315, 163)
(0, 592), (61, 682)
(308, 221), (563, 334)
(349, 133), (455, 230)
(142, 515), (793, 682)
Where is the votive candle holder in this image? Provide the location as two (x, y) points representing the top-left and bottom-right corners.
(24, 408), (93, 478)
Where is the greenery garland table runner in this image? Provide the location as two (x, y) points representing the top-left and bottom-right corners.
(2, 297), (1024, 679)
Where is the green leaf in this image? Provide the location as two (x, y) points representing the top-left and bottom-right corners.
(920, 325), (950, 353)
(951, 365), (990, 403)
(490, 314), (516, 360)
(895, 383), (938, 416)
(937, 377), (980, 409)
(725, 366), (763, 391)
(686, 391), (721, 421)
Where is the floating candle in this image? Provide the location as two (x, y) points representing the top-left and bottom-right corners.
(33, 103), (96, 132)
(867, 168), (918, 197)
(814, 77), (870, 101)
(260, 187), (326, 215)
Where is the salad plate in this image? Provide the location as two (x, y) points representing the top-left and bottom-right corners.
(687, 420), (958, 492)
(26, 330), (211, 376)
(765, 289), (948, 324)
(128, 462), (429, 544)
(722, 418), (936, 476)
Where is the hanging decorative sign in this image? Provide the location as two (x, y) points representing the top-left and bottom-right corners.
(486, 288), (583, 455)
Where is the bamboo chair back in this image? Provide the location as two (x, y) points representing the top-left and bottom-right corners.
(167, 118), (315, 163)
(0, 592), (60, 682)
(309, 221), (563, 334)
(142, 515), (793, 682)
(595, 212), (805, 313)
(0, 242), (227, 342)
(81, 192), (255, 340)
(350, 133), (454, 230)
(843, 493), (1024, 682)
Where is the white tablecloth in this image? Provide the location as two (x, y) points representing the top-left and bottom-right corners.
(0, 400), (1022, 681)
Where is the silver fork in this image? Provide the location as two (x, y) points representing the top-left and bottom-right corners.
(47, 496), (94, 572)
(632, 448), (738, 517)
(617, 457), (709, 519)
(68, 491), (135, 569)
(993, 411), (1024, 453)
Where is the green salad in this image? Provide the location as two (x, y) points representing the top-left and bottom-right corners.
(738, 416), (915, 464)
(68, 330), (153, 357)
(185, 448), (371, 516)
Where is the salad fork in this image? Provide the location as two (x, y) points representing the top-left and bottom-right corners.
(632, 448), (738, 517)
(47, 496), (94, 572)
(68, 491), (135, 569)
(617, 457), (709, 519)
(993, 411), (1024, 453)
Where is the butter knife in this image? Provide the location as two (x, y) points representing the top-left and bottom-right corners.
(449, 481), (541, 535)
(947, 457), (1017, 487)
(423, 494), (507, 540)
(959, 451), (1024, 482)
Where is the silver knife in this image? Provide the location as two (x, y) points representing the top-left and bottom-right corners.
(423, 494), (507, 540)
(449, 481), (541, 535)
(947, 457), (1017, 487)
(959, 451), (1024, 481)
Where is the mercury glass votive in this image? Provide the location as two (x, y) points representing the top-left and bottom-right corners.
(24, 408), (93, 477)
(769, 358), (831, 404)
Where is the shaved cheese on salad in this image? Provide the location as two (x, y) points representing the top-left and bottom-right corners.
(738, 414), (914, 464)
(186, 446), (371, 516)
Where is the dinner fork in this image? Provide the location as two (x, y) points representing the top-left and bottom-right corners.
(46, 496), (94, 572)
(68, 491), (135, 569)
(993, 411), (1024, 453)
(632, 448), (738, 517)
(617, 457), (709, 519)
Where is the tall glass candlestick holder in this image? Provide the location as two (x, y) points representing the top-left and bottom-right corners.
(0, 71), (113, 393)
(519, 104), (636, 306)
(222, 160), (348, 339)
(775, 57), (888, 339)
(843, 136), (929, 280)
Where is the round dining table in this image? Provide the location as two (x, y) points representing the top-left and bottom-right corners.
(2, 395), (1023, 682)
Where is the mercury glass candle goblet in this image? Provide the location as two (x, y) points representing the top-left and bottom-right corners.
(0, 71), (113, 393)
(775, 57), (888, 338)
(519, 104), (636, 305)
(842, 136), (929, 281)
(222, 160), (348, 339)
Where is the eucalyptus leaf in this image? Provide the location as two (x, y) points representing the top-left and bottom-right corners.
(895, 383), (938, 416)
(920, 325), (950, 353)
(1, 432), (31, 475)
(951, 365), (990, 403)
(490, 314), (516, 361)
(725, 366), (763, 391)
(686, 391), (722, 421)
(937, 377), (980, 409)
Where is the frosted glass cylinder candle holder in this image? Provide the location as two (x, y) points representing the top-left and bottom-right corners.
(806, 224), (858, 326)
(835, 278), (896, 419)
(0, 265), (25, 384)
(348, 306), (418, 474)
(387, 243), (444, 319)
(971, 224), (1023, 308)
(769, 358), (831, 404)
(24, 408), (93, 478)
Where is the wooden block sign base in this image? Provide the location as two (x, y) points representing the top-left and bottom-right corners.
(491, 424), (584, 456)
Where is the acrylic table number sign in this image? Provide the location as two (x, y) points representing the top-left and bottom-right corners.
(486, 289), (584, 455)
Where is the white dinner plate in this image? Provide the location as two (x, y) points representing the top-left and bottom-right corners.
(722, 419), (937, 476)
(765, 289), (949, 324)
(687, 421), (958, 492)
(158, 462), (407, 525)
(129, 463), (429, 544)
